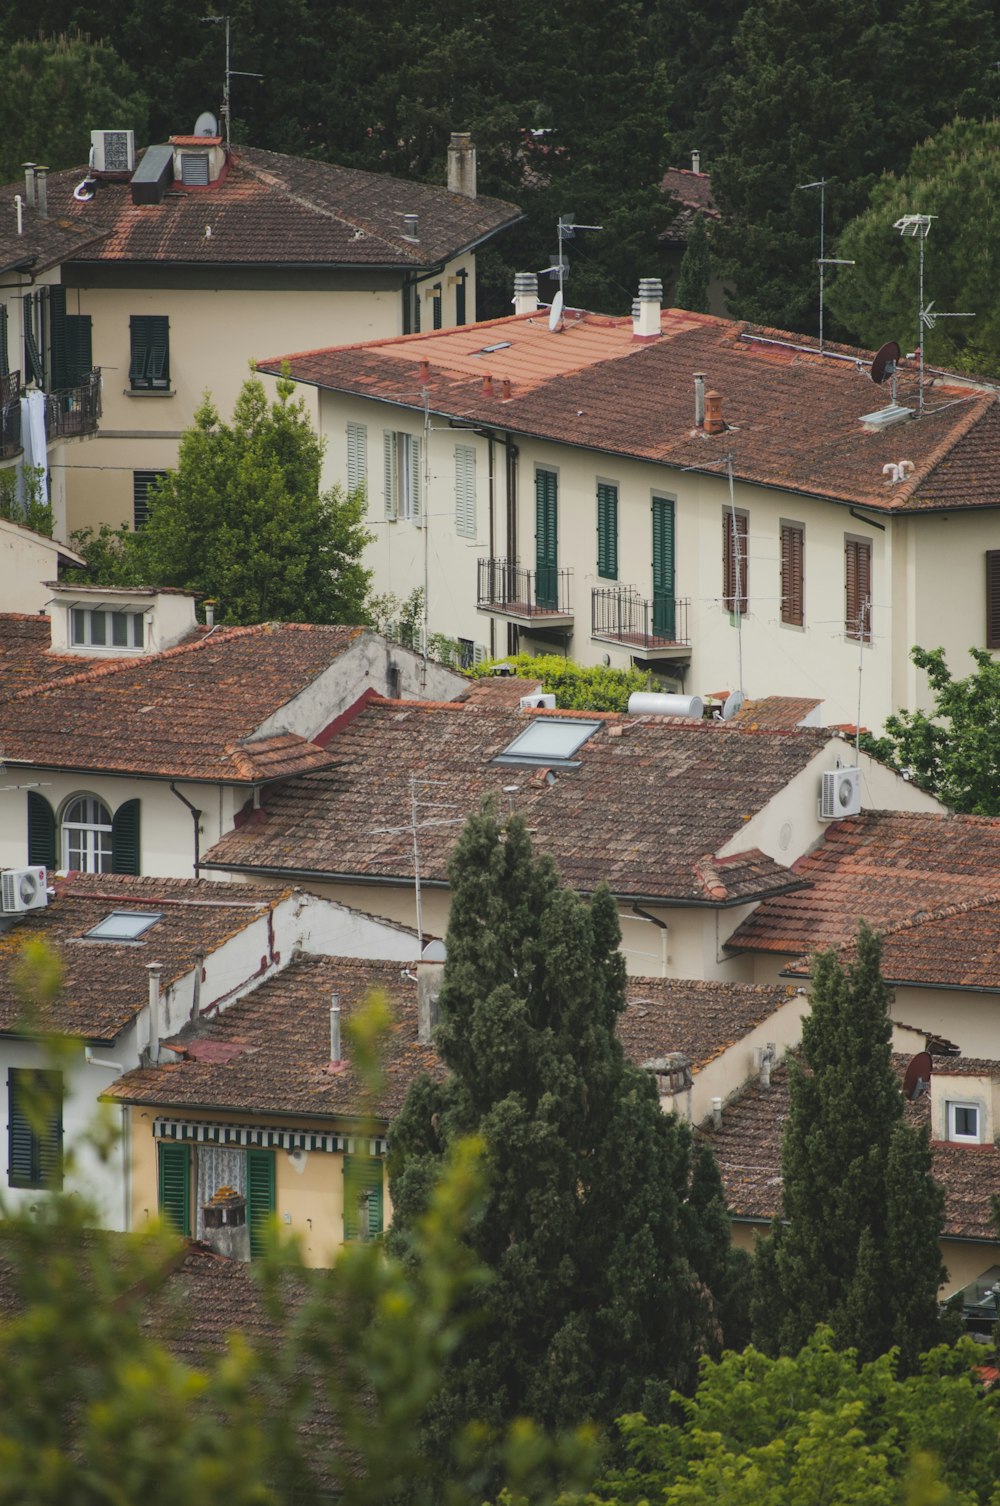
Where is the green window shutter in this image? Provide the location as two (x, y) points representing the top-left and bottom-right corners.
(8, 1069), (62, 1190)
(246, 1148), (276, 1258)
(409, 435), (421, 522)
(383, 431), (398, 519)
(343, 1156), (384, 1241)
(597, 483), (618, 580)
(23, 296), (44, 387)
(65, 315), (93, 388)
(133, 470), (164, 529)
(111, 799), (141, 875)
(48, 286), (68, 390)
(455, 270), (467, 325)
(652, 496), (676, 637)
(158, 1141), (191, 1235)
(535, 469), (558, 609)
(0, 305), (9, 377)
(432, 284), (442, 330)
(130, 315), (169, 389)
(27, 791), (56, 869)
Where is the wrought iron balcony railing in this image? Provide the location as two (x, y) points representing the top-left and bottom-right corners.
(591, 586), (691, 651)
(477, 558), (574, 621)
(44, 368), (102, 442)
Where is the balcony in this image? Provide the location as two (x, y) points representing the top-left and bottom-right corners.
(45, 369), (102, 442)
(0, 372), (21, 460)
(477, 558), (574, 628)
(591, 586), (692, 662)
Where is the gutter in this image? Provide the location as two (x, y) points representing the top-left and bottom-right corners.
(1, 759), (294, 789)
(778, 963), (1000, 996)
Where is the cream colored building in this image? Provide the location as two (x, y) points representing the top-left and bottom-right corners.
(265, 279), (1000, 731)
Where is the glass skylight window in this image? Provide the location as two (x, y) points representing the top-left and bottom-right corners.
(494, 718), (601, 767)
(85, 910), (162, 941)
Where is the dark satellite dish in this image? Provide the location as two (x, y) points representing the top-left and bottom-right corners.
(902, 1050), (933, 1099)
(870, 341), (901, 385)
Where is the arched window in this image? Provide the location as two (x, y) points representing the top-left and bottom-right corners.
(61, 795), (113, 873)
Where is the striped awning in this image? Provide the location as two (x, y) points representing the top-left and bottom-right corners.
(152, 1117), (386, 1157)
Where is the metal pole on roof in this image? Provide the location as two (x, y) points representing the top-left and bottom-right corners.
(422, 387), (431, 685)
(726, 453), (745, 698)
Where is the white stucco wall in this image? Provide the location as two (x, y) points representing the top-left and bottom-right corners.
(0, 520), (76, 615)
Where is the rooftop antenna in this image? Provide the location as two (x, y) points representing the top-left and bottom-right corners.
(893, 213), (974, 416)
(797, 177), (854, 352)
(201, 15), (264, 153)
(369, 778), (465, 948)
(539, 213), (603, 308)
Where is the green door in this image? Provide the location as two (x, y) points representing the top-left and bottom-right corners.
(652, 496), (676, 637)
(535, 469), (558, 609)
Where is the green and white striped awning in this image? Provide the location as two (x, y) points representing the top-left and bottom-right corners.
(152, 1117), (386, 1157)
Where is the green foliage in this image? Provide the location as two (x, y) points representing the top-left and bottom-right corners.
(0, 466), (53, 538)
(467, 653), (658, 713)
(674, 214), (712, 314)
(68, 375), (374, 626)
(751, 926), (949, 1370)
(860, 646), (1000, 814)
(387, 807), (741, 1462)
(593, 1328), (1000, 1506)
(828, 120), (1000, 378)
(0, 32), (148, 183)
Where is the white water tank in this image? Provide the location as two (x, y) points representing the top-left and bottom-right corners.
(627, 692), (704, 719)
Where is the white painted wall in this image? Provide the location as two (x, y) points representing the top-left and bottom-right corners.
(660, 990), (809, 1127)
(0, 519), (78, 614)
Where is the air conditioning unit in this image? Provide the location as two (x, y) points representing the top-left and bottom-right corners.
(1, 866), (48, 914)
(819, 766), (862, 820)
(91, 129), (136, 174)
(519, 693), (557, 710)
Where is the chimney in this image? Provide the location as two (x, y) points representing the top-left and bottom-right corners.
(417, 961), (443, 1045)
(513, 271), (539, 315)
(501, 378), (512, 401)
(711, 1096), (723, 1131)
(481, 372), (494, 397)
(22, 164), (36, 209)
(204, 602), (215, 629)
(146, 961), (163, 1064)
(691, 149), (701, 175)
(634, 277), (663, 339)
(694, 372), (706, 427)
(447, 131), (477, 199)
(419, 358), (430, 385)
(330, 993), (341, 1064)
(704, 389), (725, 434)
(403, 213), (419, 242)
(35, 167), (48, 219)
(202, 1186), (250, 1261)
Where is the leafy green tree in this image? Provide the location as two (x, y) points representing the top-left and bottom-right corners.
(593, 1328), (1000, 1506)
(674, 214), (712, 314)
(827, 119), (1000, 378)
(387, 806), (743, 1458)
(0, 33), (148, 183)
(467, 653), (658, 713)
(751, 926), (948, 1370)
(69, 374), (373, 626)
(860, 646), (1000, 815)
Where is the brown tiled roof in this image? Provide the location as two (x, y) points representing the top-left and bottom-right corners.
(0, 200), (110, 276)
(725, 695), (824, 730)
(202, 699), (828, 904)
(814, 897), (1000, 991)
(108, 956), (796, 1121)
(701, 1055), (1000, 1241)
(0, 621), (364, 782)
(261, 310), (1000, 515)
(0, 615), (99, 698)
(727, 811), (1000, 964)
(17, 147), (521, 270)
(659, 166), (720, 245)
(457, 674), (545, 707)
(0, 874), (291, 1043)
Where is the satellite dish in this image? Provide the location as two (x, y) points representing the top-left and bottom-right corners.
(548, 290), (564, 332)
(902, 1051), (933, 1100)
(721, 689), (745, 721)
(870, 341), (901, 385)
(194, 110), (219, 138)
(421, 938), (447, 962)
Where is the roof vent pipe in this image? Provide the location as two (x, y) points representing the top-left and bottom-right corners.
(403, 213), (419, 241)
(146, 961), (163, 1064)
(513, 271), (539, 315)
(204, 602), (215, 629)
(15, 195), (23, 236)
(635, 277), (663, 339)
(22, 163), (36, 208)
(35, 167), (48, 219)
(330, 993), (341, 1064)
(694, 372), (706, 427)
(691, 149), (701, 175)
(711, 1096), (722, 1130)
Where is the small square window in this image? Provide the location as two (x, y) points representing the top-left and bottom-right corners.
(85, 910), (162, 941)
(948, 1102), (980, 1143)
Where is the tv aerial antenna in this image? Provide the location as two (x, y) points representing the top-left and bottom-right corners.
(539, 213), (603, 311)
(797, 177), (854, 352)
(369, 777), (465, 949)
(894, 214), (974, 416)
(201, 15), (264, 153)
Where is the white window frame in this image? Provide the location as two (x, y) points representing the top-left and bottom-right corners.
(384, 430), (421, 524)
(61, 794), (113, 874)
(947, 1101), (981, 1144)
(71, 607), (144, 651)
(455, 443), (476, 538)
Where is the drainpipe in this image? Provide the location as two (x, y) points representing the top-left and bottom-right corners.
(169, 782), (202, 876)
(487, 432), (496, 656)
(146, 961), (163, 1064)
(191, 947), (206, 1021)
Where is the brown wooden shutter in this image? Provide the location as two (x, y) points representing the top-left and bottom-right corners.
(781, 524), (804, 626)
(987, 552), (1000, 649)
(723, 510), (748, 613)
(845, 538), (872, 642)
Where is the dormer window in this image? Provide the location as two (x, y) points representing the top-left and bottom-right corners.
(948, 1102), (981, 1144)
(72, 607), (144, 651)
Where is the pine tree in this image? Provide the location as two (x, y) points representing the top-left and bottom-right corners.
(674, 214), (712, 314)
(388, 806), (740, 1451)
(751, 925), (947, 1368)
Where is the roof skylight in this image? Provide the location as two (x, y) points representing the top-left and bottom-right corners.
(493, 717), (601, 767)
(85, 910), (162, 941)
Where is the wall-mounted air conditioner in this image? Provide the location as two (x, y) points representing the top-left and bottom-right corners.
(91, 130), (136, 174)
(1, 866), (48, 914)
(519, 693), (557, 710)
(819, 766), (862, 820)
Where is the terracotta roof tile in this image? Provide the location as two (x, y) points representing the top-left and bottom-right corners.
(202, 699), (828, 903)
(457, 675), (545, 707)
(263, 311), (1000, 515)
(0, 873), (291, 1042)
(0, 615), (101, 698)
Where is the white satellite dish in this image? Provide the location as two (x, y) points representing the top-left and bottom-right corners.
(421, 938), (447, 962)
(721, 689), (745, 721)
(548, 290), (564, 332)
(194, 110), (219, 138)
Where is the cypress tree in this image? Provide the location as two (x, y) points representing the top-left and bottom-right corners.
(751, 924), (947, 1368)
(388, 806), (739, 1448)
(674, 214), (712, 314)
